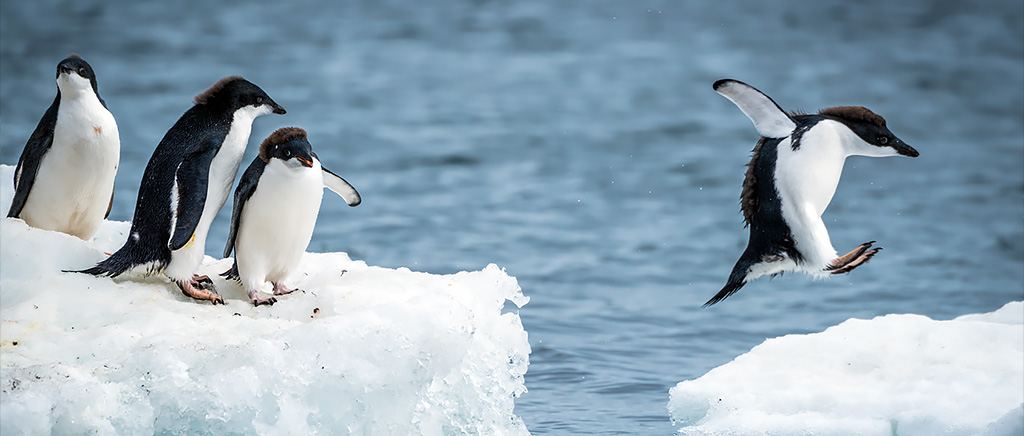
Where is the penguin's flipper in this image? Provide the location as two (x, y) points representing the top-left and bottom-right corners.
(168, 147), (216, 251)
(104, 190), (114, 219)
(323, 167), (361, 206)
(713, 79), (796, 139)
(220, 261), (241, 282)
(8, 99), (59, 218)
(223, 158), (265, 258)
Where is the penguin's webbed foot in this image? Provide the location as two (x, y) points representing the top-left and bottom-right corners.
(178, 278), (225, 305)
(272, 282), (299, 296)
(248, 290), (277, 306)
(827, 241), (882, 274)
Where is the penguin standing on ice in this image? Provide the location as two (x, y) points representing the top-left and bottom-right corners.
(222, 127), (360, 306)
(8, 55), (119, 240)
(704, 79), (919, 307)
(75, 76), (285, 304)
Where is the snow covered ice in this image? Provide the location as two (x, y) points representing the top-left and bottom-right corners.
(5, 150), (1024, 436)
(669, 301), (1024, 436)
(0, 165), (531, 435)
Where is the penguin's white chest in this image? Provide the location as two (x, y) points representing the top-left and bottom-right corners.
(774, 124), (846, 216)
(773, 122), (848, 269)
(21, 94), (119, 240)
(235, 159), (324, 288)
(201, 105), (274, 228)
(205, 112), (255, 219)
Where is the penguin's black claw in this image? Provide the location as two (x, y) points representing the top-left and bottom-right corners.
(248, 290), (277, 306)
(251, 296), (276, 307)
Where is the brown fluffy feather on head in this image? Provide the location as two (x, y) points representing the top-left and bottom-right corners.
(819, 106), (886, 128)
(193, 75), (246, 105)
(259, 127), (307, 163)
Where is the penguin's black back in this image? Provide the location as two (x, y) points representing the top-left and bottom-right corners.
(704, 136), (802, 307)
(133, 104), (233, 241)
(76, 104), (233, 276)
(743, 136), (800, 260)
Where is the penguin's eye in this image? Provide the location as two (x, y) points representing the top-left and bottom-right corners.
(284, 149), (292, 157)
(77, 67), (86, 76)
(256, 96), (264, 105)
(877, 136), (889, 145)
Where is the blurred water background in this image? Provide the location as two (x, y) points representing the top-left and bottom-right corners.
(2, 1), (1022, 433)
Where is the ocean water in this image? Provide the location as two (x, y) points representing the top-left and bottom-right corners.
(1, 1), (1021, 434)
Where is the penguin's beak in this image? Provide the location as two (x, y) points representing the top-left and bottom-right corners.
(892, 138), (919, 157)
(273, 105), (287, 115)
(295, 156), (314, 168)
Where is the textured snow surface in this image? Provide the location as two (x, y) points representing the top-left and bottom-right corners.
(0, 165), (531, 436)
(669, 301), (1024, 436)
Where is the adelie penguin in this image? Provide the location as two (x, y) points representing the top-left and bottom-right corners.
(74, 76), (285, 304)
(704, 79), (919, 307)
(222, 127), (360, 306)
(8, 55), (119, 240)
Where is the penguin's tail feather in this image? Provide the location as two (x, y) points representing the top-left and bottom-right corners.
(66, 240), (160, 278)
(703, 250), (758, 307)
(72, 262), (126, 277)
(703, 279), (746, 308)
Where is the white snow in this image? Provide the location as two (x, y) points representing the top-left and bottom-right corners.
(669, 301), (1024, 436)
(0, 165), (531, 435)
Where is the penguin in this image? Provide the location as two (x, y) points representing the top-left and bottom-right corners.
(704, 79), (919, 307)
(221, 127), (360, 306)
(74, 76), (285, 304)
(8, 54), (119, 240)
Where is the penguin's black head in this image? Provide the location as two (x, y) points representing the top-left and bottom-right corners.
(194, 76), (287, 115)
(819, 106), (919, 157)
(56, 54), (100, 95)
(259, 127), (316, 168)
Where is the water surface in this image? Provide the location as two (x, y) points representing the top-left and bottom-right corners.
(2, 1), (1022, 433)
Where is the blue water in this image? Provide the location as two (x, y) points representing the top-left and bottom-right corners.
(2, 1), (1022, 434)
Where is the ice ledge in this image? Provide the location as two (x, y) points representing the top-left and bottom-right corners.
(669, 301), (1024, 436)
(0, 165), (531, 435)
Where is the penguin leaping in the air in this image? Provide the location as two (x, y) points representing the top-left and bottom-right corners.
(222, 127), (360, 306)
(704, 79), (919, 307)
(8, 55), (119, 240)
(74, 76), (285, 304)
